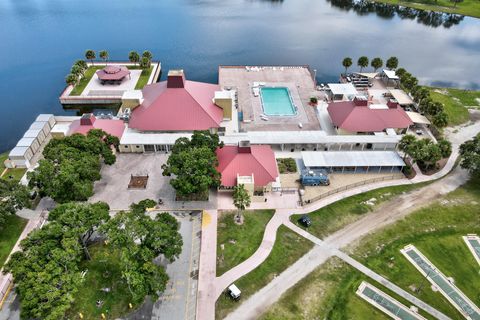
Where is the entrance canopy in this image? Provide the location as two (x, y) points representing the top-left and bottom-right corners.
(328, 83), (358, 97)
(302, 151), (405, 168)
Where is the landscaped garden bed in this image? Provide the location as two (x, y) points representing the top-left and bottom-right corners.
(276, 158), (298, 174)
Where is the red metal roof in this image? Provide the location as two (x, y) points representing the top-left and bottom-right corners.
(69, 119), (126, 138)
(327, 101), (413, 132)
(96, 66), (130, 81)
(216, 145), (279, 187)
(128, 80), (223, 131)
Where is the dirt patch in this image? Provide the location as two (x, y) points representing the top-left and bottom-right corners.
(128, 175), (149, 189)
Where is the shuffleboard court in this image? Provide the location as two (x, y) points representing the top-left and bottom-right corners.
(401, 244), (480, 320)
(463, 234), (480, 266)
(356, 281), (427, 320)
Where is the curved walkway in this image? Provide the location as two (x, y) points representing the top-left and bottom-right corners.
(197, 119), (480, 320)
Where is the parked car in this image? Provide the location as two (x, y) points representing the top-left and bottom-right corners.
(300, 170), (330, 186)
(415, 129), (423, 135)
(298, 215), (312, 227)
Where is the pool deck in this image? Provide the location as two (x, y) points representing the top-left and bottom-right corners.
(219, 66), (321, 132)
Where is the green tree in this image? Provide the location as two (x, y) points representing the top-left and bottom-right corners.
(357, 56), (369, 72)
(4, 223), (83, 320)
(459, 134), (480, 176)
(99, 50), (109, 64)
(342, 57), (352, 74)
(162, 131), (222, 198)
(0, 179), (30, 229)
(100, 201), (182, 302)
(129, 51), (140, 66)
(85, 49), (96, 65)
(437, 139), (452, 158)
(48, 202), (110, 259)
(426, 101), (444, 116)
(395, 67), (407, 78)
(65, 73), (77, 86)
(232, 184), (251, 221)
(412, 86), (429, 103)
(432, 111), (448, 128)
(370, 57), (383, 72)
(386, 56), (399, 70)
(410, 139), (442, 170)
(28, 130), (117, 202)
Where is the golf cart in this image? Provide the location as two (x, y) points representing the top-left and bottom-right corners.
(227, 284), (241, 301)
(298, 214), (312, 227)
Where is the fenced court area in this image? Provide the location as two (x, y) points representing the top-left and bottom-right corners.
(463, 235), (480, 266)
(401, 245), (480, 320)
(356, 281), (426, 320)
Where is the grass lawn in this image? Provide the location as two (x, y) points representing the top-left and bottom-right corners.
(215, 225), (314, 320)
(372, 0), (480, 18)
(69, 66), (103, 96)
(69, 65), (154, 96)
(0, 215), (28, 268)
(0, 151), (27, 181)
(291, 183), (427, 239)
(67, 243), (134, 320)
(263, 179), (480, 319)
(427, 87), (475, 126)
(130, 66), (154, 90)
(216, 210), (275, 276)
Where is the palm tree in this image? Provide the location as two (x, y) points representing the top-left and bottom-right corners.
(142, 51), (153, 68)
(432, 111), (448, 128)
(398, 134), (416, 160)
(99, 50), (109, 65)
(65, 73), (78, 86)
(232, 184), (251, 222)
(74, 60), (88, 75)
(370, 57), (383, 72)
(85, 50), (96, 65)
(357, 56), (369, 72)
(70, 65), (83, 78)
(128, 51), (140, 66)
(342, 57), (352, 74)
(386, 56), (399, 70)
(437, 139), (452, 158)
(140, 56), (150, 69)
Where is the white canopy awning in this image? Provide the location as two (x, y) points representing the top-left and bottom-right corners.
(406, 111), (431, 125)
(382, 69), (399, 80)
(327, 83), (358, 96)
(302, 151), (405, 168)
(389, 89), (414, 105)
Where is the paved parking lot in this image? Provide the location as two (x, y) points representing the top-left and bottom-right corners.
(89, 153), (217, 210)
(150, 211), (201, 320)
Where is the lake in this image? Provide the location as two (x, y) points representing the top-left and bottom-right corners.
(0, 0), (479, 152)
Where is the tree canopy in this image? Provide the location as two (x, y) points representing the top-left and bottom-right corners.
(100, 200), (183, 302)
(0, 179), (30, 229)
(162, 131), (222, 197)
(400, 136), (449, 170)
(129, 51), (140, 65)
(27, 129), (118, 203)
(4, 202), (110, 320)
(459, 133), (480, 176)
(99, 50), (109, 63)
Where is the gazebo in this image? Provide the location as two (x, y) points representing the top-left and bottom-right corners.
(96, 66), (131, 85)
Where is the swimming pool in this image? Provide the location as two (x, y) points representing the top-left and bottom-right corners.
(260, 87), (297, 116)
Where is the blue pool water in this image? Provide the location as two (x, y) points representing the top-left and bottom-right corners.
(260, 87), (296, 116)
